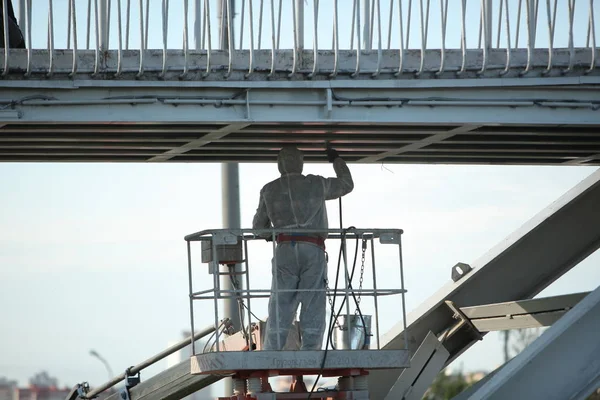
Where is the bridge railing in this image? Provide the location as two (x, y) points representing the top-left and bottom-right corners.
(2, 0), (598, 78)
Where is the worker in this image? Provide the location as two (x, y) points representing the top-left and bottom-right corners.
(0, 0), (26, 49)
(252, 144), (354, 351)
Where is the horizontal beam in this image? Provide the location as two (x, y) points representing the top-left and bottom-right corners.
(461, 292), (590, 319)
(454, 292), (590, 332)
(2, 143), (600, 154)
(472, 310), (568, 331)
(471, 285), (600, 400)
(0, 90), (598, 126)
(0, 49), (597, 81)
(2, 76), (600, 91)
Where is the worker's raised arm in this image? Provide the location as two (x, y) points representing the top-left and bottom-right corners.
(323, 147), (354, 200)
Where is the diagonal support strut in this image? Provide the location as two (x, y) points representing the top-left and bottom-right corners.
(147, 123), (250, 162)
(357, 125), (481, 163)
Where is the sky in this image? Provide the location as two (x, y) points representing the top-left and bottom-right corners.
(1, 0), (600, 395)
(1, 162), (599, 390)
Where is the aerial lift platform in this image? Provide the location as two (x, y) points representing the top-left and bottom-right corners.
(184, 228), (410, 399)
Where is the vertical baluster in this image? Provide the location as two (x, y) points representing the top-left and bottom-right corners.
(395, 0), (406, 76)
(182, 0), (189, 77)
(478, 0), (490, 75)
(239, 0), (245, 49)
(585, 0), (596, 73)
(456, 0), (466, 75)
(351, 0), (362, 77)
(258, 0), (264, 50)
(542, 0), (557, 75)
(496, 0), (503, 48)
(350, 0), (356, 50)
(372, 0), (382, 77)
(405, 0), (412, 49)
(125, 0), (131, 50)
(308, 0), (319, 78)
(520, 0), (534, 75)
(563, 0), (575, 74)
(515, 0), (522, 48)
(67, 0), (72, 49)
(276, 0), (282, 49)
(136, 0), (144, 77)
(500, 0), (512, 76)
(203, 0), (212, 77)
(269, 0), (277, 76)
(330, 0), (338, 77)
(144, 0), (149, 50)
(2, 0), (9, 76)
(116, 0), (123, 76)
(160, 0), (169, 77)
(415, 0), (428, 76)
(246, 0), (255, 76)
(86, 0), (92, 49)
(25, 0), (32, 76)
(47, 0), (55, 76)
(386, 0), (393, 50)
(70, 0), (79, 77)
(435, 0), (447, 76)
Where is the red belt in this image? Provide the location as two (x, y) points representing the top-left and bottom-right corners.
(276, 234), (325, 249)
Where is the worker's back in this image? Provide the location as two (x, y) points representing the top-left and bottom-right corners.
(260, 173), (332, 231)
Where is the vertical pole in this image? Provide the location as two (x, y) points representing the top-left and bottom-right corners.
(18, 0), (26, 29)
(362, 0), (371, 50)
(99, 0), (109, 50)
(193, 0), (201, 49)
(219, 1), (240, 396)
(483, 0), (493, 50)
(295, 0), (304, 49)
(527, 0), (537, 48)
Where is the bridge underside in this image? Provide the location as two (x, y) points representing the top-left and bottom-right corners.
(1, 49), (599, 164)
(2, 122), (600, 165)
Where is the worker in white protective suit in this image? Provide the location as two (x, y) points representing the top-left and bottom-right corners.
(252, 145), (354, 351)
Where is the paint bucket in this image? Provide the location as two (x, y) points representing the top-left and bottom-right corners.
(332, 314), (372, 350)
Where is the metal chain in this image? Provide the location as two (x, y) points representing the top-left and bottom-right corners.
(355, 238), (367, 315)
(324, 251), (344, 329)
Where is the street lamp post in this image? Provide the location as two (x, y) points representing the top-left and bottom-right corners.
(90, 349), (115, 388)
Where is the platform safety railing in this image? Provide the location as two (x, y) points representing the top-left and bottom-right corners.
(1, 0), (598, 77)
(184, 227), (408, 356)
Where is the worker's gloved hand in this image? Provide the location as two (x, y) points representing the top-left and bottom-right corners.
(326, 146), (340, 163)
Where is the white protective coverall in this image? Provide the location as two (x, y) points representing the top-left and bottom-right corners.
(252, 146), (354, 350)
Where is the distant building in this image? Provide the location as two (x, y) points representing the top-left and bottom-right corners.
(0, 372), (74, 400)
(0, 378), (18, 400)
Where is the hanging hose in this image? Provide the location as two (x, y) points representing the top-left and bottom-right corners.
(308, 196), (369, 397)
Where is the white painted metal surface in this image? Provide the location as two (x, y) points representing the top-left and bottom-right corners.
(190, 349), (411, 374)
(468, 284), (600, 400)
(462, 291), (590, 331)
(385, 331), (449, 400)
(368, 168), (600, 399)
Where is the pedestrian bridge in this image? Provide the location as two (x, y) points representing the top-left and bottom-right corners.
(0, 0), (599, 164)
